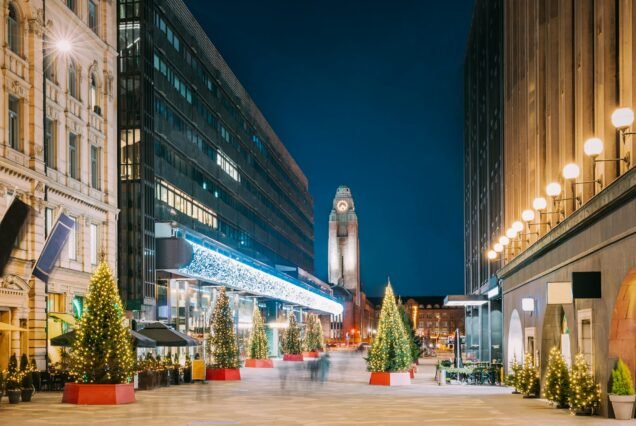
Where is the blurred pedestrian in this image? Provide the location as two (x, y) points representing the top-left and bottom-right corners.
(318, 354), (330, 384)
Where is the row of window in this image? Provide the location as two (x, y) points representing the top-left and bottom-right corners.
(154, 12), (180, 52)
(152, 10), (311, 213)
(153, 53), (192, 104)
(153, 97), (310, 248)
(44, 208), (100, 265)
(155, 180), (218, 229)
(153, 84), (313, 236)
(8, 97), (97, 189)
(154, 139), (311, 255)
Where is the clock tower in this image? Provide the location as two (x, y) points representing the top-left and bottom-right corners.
(328, 186), (360, 305)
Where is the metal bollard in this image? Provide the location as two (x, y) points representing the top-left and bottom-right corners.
(439, 369), (446, 386)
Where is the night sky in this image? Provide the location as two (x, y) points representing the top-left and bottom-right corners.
(184, 0), (475, 297)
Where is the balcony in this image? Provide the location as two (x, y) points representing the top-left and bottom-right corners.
(3, 48), (28, 81)
(89, 109), (104, 134)
(67, 95), (83, 119)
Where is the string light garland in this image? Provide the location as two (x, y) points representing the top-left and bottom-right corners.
(208, 288), (240, 369)
(69, 261), (134, 384)
(180, 243), (343, 315)
(366, 282), (411, 373)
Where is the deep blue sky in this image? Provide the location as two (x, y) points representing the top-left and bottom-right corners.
(184, 0), (474, 297)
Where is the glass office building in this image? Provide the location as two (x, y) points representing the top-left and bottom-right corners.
(117, 0), (336, 330)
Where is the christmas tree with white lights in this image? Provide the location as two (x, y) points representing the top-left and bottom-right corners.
(304, 314), (324, 352)
(544, 346), (570, 408)
(282, 314), (303, 355)
(366, 282), (411, 373)
(569, 354), (601, 414)
(70, 261), (134, 384)
(208, 287), (240, 369)
(248, 304), (268, 360)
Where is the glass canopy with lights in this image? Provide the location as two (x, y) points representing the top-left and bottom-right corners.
(178, 237), (343, 316)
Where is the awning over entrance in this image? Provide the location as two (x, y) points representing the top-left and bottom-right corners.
(49, 312), (77, 326)
(443, 295), (488, 307)
(136, 322), (200, 347)
(0, 321), (26, 331)
(174, 237), (343, 315)
(51, 329), (157, 348)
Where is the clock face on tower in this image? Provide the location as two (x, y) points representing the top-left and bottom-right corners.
(336, 200), (348, 213)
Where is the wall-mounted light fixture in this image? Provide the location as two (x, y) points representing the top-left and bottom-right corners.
(521, 298), (535, 313)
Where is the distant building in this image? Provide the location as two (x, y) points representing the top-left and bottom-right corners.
(369, 296), (465, 349)
(327, 186), (374, 342)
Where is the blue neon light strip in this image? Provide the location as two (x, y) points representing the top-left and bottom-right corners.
(178, 238), (343, 315)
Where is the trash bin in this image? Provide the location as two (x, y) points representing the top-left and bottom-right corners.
(439, 369), (446, 386)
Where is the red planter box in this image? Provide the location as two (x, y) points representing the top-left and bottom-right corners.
(409, 368), (415, 379)
(62, 383), (136, 405)
(302, 351), (319, 358)
(283, 354), (304, 361)
(369, 372), (411, 386)
(206, 368), (241, 381)
(244, 359), (274, 368)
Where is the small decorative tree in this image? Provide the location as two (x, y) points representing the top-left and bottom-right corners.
(569, 354), (601, 415)
(519, 352), (540, 397)
(304, 314), (324, 352)
(366, 283), (412, 373)
(543, 346), (570, 408)
(505, 356), (523, 393)
(281, 314), (303, 355)
(20, 353), (34, 400)
(609, 358), (636, 419)
(611, 359), (635, 396)
(208, 287), (240, 369)
(69, 261), (134, 384)
(248, 304), (269, 360)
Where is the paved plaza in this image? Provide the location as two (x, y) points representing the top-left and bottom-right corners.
(0, 353), (618, 425)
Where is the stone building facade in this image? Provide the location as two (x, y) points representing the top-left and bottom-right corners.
(477, 0), (636, 417)
(0, 0), (117, 369)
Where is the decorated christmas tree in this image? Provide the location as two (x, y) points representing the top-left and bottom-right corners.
(519, 352), (540, 397)
(569, 353), (601, 414)
(543, 346), (570, 408)
(281, 314), (303, 355)
(366, 282), (412, 373)
(69, 261), (134, 384)
(208, 287), (240, 369)
(505, 356), (523, 393)
(304, 314), (324, 352)
(247, 304), (269, 360)
(398, 301), (421, 363)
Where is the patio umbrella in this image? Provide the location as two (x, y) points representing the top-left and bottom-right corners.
(50, 329), (157, 348)
(136, 322), (200, 347)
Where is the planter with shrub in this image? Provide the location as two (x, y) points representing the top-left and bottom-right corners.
(609, 359), (635, 420)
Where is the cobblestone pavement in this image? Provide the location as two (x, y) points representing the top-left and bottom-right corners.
(0, 353), (619, 425)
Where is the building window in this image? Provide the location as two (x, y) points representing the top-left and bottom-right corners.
(578, 309), (593, 371)
(45, 207), (54, 239)
(7, 3), (20, 54)
(48, 292), (67, 313)
(90, 74), (100, 114)
(88, 0), (98, 33)
(8, 96), (20, 150)
(68, 61), (78, 98)
(217, 150), (240, 182)
(44, 53), (56, 81)
(66, 0), (76, 13)
(68, 132), (78, 179)
(44, 118), (56, 168)
(68, 216), (77, 260)
(90, 145), (100, 189)
(89, 223), (98, 265)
